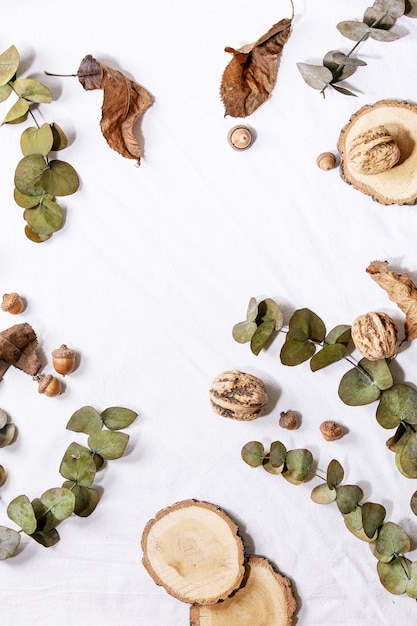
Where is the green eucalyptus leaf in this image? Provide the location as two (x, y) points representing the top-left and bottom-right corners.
(256, 298), (284, 330)
(285, 448), (313, 482)
(13, 78), (52, 103)
(376, 384), (417, 429)
(20, 123), (54, 156)
(376, 521), (411, 558)
(62, 482), (100, 517)
(24, 197), (63, 236)
(2, 97), (29, 124)
(310, 343), (347, 371)
(330, 53), (367, 68)
(14, 188), (45, 208)
(66, 406), (103, 434)
(369, 27), (401, 41)
(296, 63), (333, 89)
(325, 325), (351, 346)
(395, 449), (416, 478)
(338, 358), (392, 406)
(40, 487), (75, 524)
(405, 561), (417, 598)
(40, 159), (79, 196)
(372, 0), (405, 19)
(336, 484), (364, 514)
(24, 224), (51, 243)
(327, 459), (344, 489)
(0, 526), (21, 559)
(362, 502), (386, 539)
(50, 122), (68, 151)
(398, 432), (417, 478)
(241, 441), (265, 467)
(311, 483), (337, 504)
(250, 320), (275, 355)
(378, 557), (411, 595)
(269, 441), (287, 468)
(280, 333), (316, 366)
(331, 84), (358, 97)
(288, 308), (326, 343)
(411, 491), (417, 516)
(0, 45), (19, 86)
(88, 430), (129, 460)
(31, 498), (47, 532)
(0, 82), (12, 102)
(386, 423), (411, 452)
(101, 407), (138, 430)
(0, 423), (16, 447)
(405, 0), (417, 17)
(14, 153), (47, 196)
(361, 358), (393, 391)
(7, 494), (37, 534)
(337, 21), (370, 41)
(363, 7), (396, 29)
(246, 297), (258, 322)
(343, 505), (377, 542)
(30, 528), (60, 548)
(59, 449), (97, 487)
(232, 320), (257, 343)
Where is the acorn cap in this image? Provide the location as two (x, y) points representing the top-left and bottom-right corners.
(52, 344), (76, 358)
(38, 374), (55, 393)
(1, 293), (21, 312)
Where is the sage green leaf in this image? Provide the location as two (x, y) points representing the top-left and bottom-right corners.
(310, 343), (347, 371)
(376, 384), (417, 429)
(14, 153), (47, 196)
(361, 358), (393, 391)
(0, 410), (7, 429)
(246, 297), (258, 322)
(62, 441), (104, 471)
(362, 502), (386, 539)
(373, 0), (406, 19)
(363, 7), (396, 29)
(62, 482), (100, 517)
(331, 53), (367, 68)
(398, 432), (417, 478)
(296, 63), (333, 89)
(30, 528), (60, 548)
(232, 320), (257, 343)
(250, 320), (275, 355)
(386, 423), (411, 452)
(395, 449), (416, 478)
(241, 441), (265, 467)
(31, 497), (47, 532)
(405, 561), (417, 598)
(369, 27), (401, 41)
(0, 423), (16, 447)
(66, 406), (103, 434)
(14, 188), (44, 208)
(13, 78), (52, 103)
(2, 97), (29, 124)
(256, 298), (284, 330)
(0, 82), (12, 102)
(323, 51), (356, 81)
(24, 225), (51, 243)
(327, 459), (344, 489)
(378, 557), (411, 595)
(101, 406), (138, 430)
(24, 197), (63, 236)
(280, 333), (316, 366)
(331, 84), (358, 97)
(40, 159), (79, 196)
(50, 122), (68, 151)
(311, 483), (337, 504)
(20, 123), (54, 156)
(338, 365), (381, 406)
(325, 325), (351, 346)
(405, 0), (417, 18)
(337, 21), (370, 41)
(411, 491), (417, 516)
(40, 487), (75, 524)
(269, 441), (287, 468)
(7, 495), (37, 534)
(284, 448), (313, 482)
(59, 449), (97, 486)
(288, 308), (326, 343)
(0, 45), (19, 86)
(336, 484), (364, 514)
(0, 526), (20, 559)
(88, 430), (129, 460)
(376, 521), (411, 558)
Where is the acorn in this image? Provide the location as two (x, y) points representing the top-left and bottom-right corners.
(37, 374), (62, 397)
(320, 420), (344, 441)
(1, 292), (24, 314)
(52, 344), (77, 375)
(227, 125), (254, 151)
(316, 152), (337, 171)
(279, 410), (299, 430)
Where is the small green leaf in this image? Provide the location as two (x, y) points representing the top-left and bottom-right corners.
(62, 482), (100, 517)
(288, 308), (326, 343)
(50, 122), (68, 151)
(13, 78), (52, 103)
(40, 487), (75, 524)
(327, 459), (344, 489)
(269, 441), (287, 468)
(376, 521), (411, 559)
(336, 484), (364, 514)
(297, 63), (333, 89)
(405, 0), (417, 18)
(386, 423), (410, 452)
(7, 495), (37, 534)
(40, 159), (80, 196)
(250, 320), (275, 355)
(311, 483), (337, 504)
(101, 407), (138, 430)
(241, 441), (265, 467)
(88, 430), (129, 460)
(2, 97), (29, 124)
(310, 343), (347, 371)
(337, 20), (370, 41)
(372, 0), (406, 19)
(59, 449), (97, 487)
(24, 224), (51, 243)
(256, 298), (284, 330)
(0, 82), (12, 102)
(362, 502), (386, 539)
(0, 423), (16, 447)
(376, 384), (417, 429)
(343, 506), (376, 542)
(411, 491), (417, 516)
(232, 320), (257, 343)
(66, 406), (103, 434)
(30, 528), (60, 548)
(325, 325), (351, 346)
(14, 153), (47, 196)
(338, 365), (381, 406)
(284, 448), (313, 482)
(0, 45), (19, 86)
(369, 28), (401, 41)
(14, 188), (45, 209)
(378, 557), (411, 595)
(0, 526), (21, 559)
(24, 197), (63, 236)
(323, 51), (358, 82)
(280, 334), (316, 366)
(398, 432), (417, 478)
(331, 84), (358, 97)
(363, 7), (396, 29)
(406, 561), (417, 598)
(20, 123), (54, 156)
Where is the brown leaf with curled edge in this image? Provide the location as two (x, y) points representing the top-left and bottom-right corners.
(77, 55), (153, 163)
(366, 261), (417, 341)
(0, 323), (42, 381)
(220, 10), (293, 118)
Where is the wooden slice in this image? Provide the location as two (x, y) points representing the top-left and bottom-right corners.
(337, 99), (417, 205)
(141, 499), (245, 605)
(190, 555), (297, 626)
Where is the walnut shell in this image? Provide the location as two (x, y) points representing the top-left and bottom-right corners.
(351, 312), (400, 361)
(209, 370), (268, 420)
(347, 125), (401, 175)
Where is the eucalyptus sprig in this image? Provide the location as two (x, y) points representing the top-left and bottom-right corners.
(0, 405), (138, 560)
(0, 45), (79, 242)
(297, 0), (414, 97)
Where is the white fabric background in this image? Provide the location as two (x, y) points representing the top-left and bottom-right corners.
(0, 1), (416, 624)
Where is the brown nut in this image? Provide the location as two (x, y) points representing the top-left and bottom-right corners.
(316, 152), (337, 171)
(320, 420), (343, 441)
(347, 125), (401, 175)
(279, 410), (299, 430)
(227, 125), (254, 151)
(52, 344), (77, 375)
(1, 293), (24, 314)
(351, 312), (399, 361)
(209, 370), (267, 420)
(37, 374), (62, 397)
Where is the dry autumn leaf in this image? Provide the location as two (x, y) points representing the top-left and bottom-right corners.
(367, 260), (417, 341)
(77, 55), (153, 163)
(220, 3), (294, 118)
(0, 323), (42, 381)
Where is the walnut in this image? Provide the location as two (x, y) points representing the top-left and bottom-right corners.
(320, 420), (344, 442)
(347, 125), (401, 175)
(351, 312), (400, 361)
(209, 370), (268, 420)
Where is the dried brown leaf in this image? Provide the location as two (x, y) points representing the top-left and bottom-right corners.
(0, 323), (42, 381)
(220, 17), (293, 118)
(366, 261), (417, 340)
(77, 55), (153, 163)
